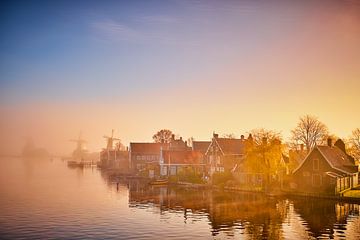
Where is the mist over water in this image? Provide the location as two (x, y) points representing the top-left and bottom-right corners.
(1, 157), (360, 239)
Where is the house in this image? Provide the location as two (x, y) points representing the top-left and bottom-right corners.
(292, 138), (358, 195)
(288, 144), (307, 171)
(192, 141), (211, 154)
(100, 148), (129, 170)
(205, 133), (247, 175)
(159, 149), (205, 176)
(129, 142), (169, 176)
(129, 135), (189, 177)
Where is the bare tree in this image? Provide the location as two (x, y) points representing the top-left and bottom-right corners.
(291, 115), (328, 152)
(222, 133), (236, 139)
(152, 129), (173, 143)
(348, 128), (360, 161)
(249, 128), (282, 146)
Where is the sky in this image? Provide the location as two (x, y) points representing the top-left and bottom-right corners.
(0, 0), (359, 155)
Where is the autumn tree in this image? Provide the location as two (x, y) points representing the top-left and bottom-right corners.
(152, 129), (173, 143)
(245, 128), (283, 190)
(291, 115), (328, 152)
(348, 128), (360, 161)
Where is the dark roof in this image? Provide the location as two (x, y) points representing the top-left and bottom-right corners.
(289, 149), (307, 165)
(130, 142), (169, 154)
(317, 146), (358, 174)
(162, 150), (204, 165)
(294, 145), (358, 175)
(169, 139), (189, 150)
(215, 138), (246, 155)
(192, 141), (211, 154)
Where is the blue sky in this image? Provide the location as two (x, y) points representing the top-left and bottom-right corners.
(1, 0), (359, 154)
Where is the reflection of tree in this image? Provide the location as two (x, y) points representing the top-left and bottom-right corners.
(292, 198), (359, 238)
(127, 183), (287, 238)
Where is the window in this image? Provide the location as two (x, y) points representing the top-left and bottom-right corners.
(313, 158), (319, 171)
(312, 174), (322, 186)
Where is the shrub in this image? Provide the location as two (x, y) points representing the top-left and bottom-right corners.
(212, 172), (234, 186)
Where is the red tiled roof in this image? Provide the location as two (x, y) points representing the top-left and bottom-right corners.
(192, 141), (211, 154)
(130, 142), (169, 154)
(162, 150), (204, 165)
(215, 138), (246, 155)
(317, 146), (358, 174)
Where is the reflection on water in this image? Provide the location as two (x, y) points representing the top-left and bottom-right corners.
(1, 157), (360, 239)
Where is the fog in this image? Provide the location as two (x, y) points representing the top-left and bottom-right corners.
(0, 102), (134, 156)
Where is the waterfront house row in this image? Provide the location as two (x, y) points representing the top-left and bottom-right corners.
(103, 132), (359, 195)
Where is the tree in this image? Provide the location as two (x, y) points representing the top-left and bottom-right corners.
(245, 128), (283, 190)
(249, 128), (282, 146)
(152, 129), (173, 143)
(348, 128), (360, 161)
(291, 115), (328, 152)
(222, 133), (236, 139)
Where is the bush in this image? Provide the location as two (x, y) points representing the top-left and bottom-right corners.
(212, 172), (234, 186)
(177, 168), (204, 184)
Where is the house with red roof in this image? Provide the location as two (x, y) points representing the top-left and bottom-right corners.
(205, 133), (247, 175)
(159, 149), (205, 176)
(129, 142), (169, 175)
(129, 135), (190, 177)
(291, 138), (358, 195)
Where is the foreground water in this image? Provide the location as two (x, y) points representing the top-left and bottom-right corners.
(1, 158), (360, 239)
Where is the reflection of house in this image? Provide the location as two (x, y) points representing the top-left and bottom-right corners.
(127, 182), (284, 238)
(159, 150), (205, 176)
(292, 198), (359, 238)
(205, 133), (247, 175)
(292, 139), (358, 195)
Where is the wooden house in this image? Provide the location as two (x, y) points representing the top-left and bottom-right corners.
(129, 142), (169, 175)
(292, 139), (358, 195)
(159, 149), (205, 176)
(205, 133), (247, 175)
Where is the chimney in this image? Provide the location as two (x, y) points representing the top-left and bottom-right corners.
(213, 132), (219, 138)
(334, 139), (346, 153)
(327, 138), (332, 147)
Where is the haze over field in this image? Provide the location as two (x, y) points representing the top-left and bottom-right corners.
(1, 0), (359, 155)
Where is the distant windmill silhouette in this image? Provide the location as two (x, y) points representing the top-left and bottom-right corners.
(103, 129), (121, 162)
(103, 129), (121, 150)
(70, 132), (87, 160)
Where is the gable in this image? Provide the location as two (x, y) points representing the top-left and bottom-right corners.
(293, 146), (358, 175)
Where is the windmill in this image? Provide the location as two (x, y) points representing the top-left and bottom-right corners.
(103, 129), (120, 150)
(103, 129), (121, 163)
(70, 132), (88, 160)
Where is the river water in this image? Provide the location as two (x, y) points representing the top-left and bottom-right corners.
(1, 157), (360, 239)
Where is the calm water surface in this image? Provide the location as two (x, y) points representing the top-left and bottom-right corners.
(1, 157), (360, 239)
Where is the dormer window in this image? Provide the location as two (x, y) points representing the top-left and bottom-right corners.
(313, 158), (319, 170)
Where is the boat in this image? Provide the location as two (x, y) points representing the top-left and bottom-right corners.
(67, 161), (84, 168)
(149, 179), (169, 186)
